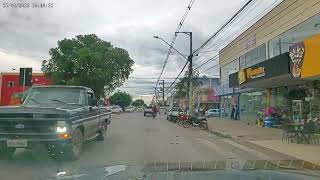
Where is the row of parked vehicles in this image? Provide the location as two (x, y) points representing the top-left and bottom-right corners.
(107, 105), (144, 113)
(166, 107), (208, 130)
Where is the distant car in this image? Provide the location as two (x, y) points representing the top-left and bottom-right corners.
(159, 107), (167, 114)
(167, 107), (182, 122)
(125, 106), (135, 112)
(111, 106), (123, 113)
(205, 109), (220, 117)
(144, 106), (154, 117)
(136, 106), (144, 112)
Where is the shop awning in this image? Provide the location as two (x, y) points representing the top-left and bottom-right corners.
(237, 74), (309, 89)
(229, 52), (309, 89)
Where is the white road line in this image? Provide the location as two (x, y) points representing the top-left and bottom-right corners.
(194, 138), (240, 160)
(221, 139), (272, 160)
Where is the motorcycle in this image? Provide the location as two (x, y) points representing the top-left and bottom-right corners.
(177, 113), (188, 126)
(182, 115), (208, 130)
(152, 112), (157, 118)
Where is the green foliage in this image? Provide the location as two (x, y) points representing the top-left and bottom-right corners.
(174, 70), (201, 98)
(110, 91), (132, 108)
(41, 34), (134, 98)
(132, 99), (144, 107)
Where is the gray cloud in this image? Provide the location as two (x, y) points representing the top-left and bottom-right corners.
(0, 0), (263, 99)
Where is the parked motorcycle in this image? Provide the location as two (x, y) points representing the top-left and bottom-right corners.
(177, 113), (188, 126)
(182, 115), (208, 130)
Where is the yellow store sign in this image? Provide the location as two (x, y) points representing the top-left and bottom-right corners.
(238, 67), (265, 85)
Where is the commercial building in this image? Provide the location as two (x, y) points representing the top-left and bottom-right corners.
(0, 72), (52, 106)
(176, 77), (220, 112)
(219, 0), (320, 123)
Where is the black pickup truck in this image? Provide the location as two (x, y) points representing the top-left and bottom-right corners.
(0, 85), (111, 160)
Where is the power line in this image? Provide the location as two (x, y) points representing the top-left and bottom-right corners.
(164, 60), (189, 95)
(203, 0), (278, 54)
(193, 0), (279, 74)
(155, 0), (195, 88)
(193, 54), (219, 71)
(200, 63), (219, 74)
(193, 0), (254, 55)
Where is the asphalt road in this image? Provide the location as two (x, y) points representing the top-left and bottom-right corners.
(0, 112), (289, 179)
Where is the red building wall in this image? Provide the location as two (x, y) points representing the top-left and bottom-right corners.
(0, 73), (52, 106)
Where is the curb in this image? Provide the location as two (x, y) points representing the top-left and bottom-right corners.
(207, 128), (238, 140)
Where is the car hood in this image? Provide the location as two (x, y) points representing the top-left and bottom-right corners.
(0, 105), (80, 118)
(42, 163), (320, 180)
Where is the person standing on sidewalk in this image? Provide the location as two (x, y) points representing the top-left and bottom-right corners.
(235, 105), (240, 120)
(230, 105), (235, 120)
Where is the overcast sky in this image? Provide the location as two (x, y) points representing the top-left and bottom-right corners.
(0, 0), (281, 103)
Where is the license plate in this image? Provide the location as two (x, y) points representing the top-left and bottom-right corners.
(7, 139), (27, 148)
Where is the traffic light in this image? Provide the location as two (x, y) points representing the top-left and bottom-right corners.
(19, 68), (32, 86)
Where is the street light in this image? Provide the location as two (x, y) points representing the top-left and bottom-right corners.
(153, 36), (188, 60)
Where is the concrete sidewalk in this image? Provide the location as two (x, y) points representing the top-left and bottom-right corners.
(207, 117), (282, 140)
(207, 117), (320, 162)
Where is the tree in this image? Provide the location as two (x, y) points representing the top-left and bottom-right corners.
(132, 99), (144, 107)
(174, 70), (201, 98)
(110, 91), (132, 109)
(41, 34), (134, 98)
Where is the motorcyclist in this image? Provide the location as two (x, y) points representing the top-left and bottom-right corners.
(152, 105), (158, 118)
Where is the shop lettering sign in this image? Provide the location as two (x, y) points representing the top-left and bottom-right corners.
(289, 41), (305, 78)
(246, 67), (265, 79)
(238, 70), (247, 85)
(238, 67), (265, 84)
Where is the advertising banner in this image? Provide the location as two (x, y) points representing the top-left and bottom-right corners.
(290, 34), (320, 79)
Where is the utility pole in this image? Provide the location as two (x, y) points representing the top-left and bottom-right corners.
(175, 31), (193, 114)
(162, 79), (165, 106)
(154, 87), (157, 105)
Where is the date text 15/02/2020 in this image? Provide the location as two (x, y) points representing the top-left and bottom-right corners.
(2, 2), (54, 8)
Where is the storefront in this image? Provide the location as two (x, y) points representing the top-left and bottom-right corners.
(229, 52), (307, 122)
(228, 33), (320, 124)
(215, 84), (235, 118)
(288, 33), (320, 122)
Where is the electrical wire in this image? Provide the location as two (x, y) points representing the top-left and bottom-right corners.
(204, 0), (279, 54)
(193, 0), (280, 74)
(200, 63), (219, 73)
(193, 54), (219, 71)
(155, 0), (195, 88)
(164, 60), (189, 95)
(193, 0), (254, 55)
(194, 0), (263, 55)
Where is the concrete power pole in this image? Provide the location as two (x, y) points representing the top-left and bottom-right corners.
(188, 32), (193, 114)
(174, 31), (193, 114)
(162, 79), (165, 106)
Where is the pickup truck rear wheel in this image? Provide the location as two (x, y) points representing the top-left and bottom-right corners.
(62, 128), (83, 161)
(0, 147), (15, 159)
(97, 121), (107, 141)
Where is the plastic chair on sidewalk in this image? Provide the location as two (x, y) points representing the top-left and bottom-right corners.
(282, 125), (296, 143)
(303, 121), (319, 144)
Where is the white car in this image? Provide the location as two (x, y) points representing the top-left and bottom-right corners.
(125, 106), (135, 112)
(205, 109), (220, 117)
(136, 106), (144, 112)
(159, 107), (167, 114)
(111, 106), (122, 113)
